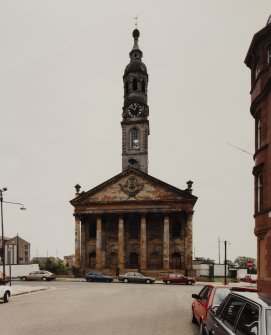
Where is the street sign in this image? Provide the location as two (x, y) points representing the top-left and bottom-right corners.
(247, 260), (254, 269)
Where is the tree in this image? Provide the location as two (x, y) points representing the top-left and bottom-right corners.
(234, 256), (257, 274)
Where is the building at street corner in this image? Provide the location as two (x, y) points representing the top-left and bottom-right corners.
(245, 15), (271, 293)
(70, 28), (197, 276)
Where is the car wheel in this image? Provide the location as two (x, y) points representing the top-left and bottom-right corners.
(87, 278), (92, 282)
(187, 281), (192, 285)
(146, 279), (151, 284)
(42, 277), (47, 281)
(124, 278), (129, 283)
(199, 321), (205, 335)
(4, 291), (10, 303)
(106, 279), (110, 283)
(21, 277), (27, 281)
(166, 280), (171, 284)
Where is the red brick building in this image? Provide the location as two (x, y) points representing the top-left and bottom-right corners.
(70, 29), (197, 276)
(245, 16), (271, 293)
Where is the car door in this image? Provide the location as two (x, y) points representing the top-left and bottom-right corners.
(194, 286), (212, 323)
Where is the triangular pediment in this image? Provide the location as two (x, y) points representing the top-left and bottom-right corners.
(71, 169), (197, 206)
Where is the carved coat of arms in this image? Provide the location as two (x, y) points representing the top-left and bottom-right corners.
(119, 175), (144, 198)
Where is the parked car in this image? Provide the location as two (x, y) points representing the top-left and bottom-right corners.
(85, 272), (113, 282)
(0, 285), (11, 303)
(118, 272), (155, 284)
(20, 270), (56, 281)
(0, 271), (10, 285)
(205, 290), (270, 335)
(163, 273), (195, 285)
(240, 274), (257, 283)
(192, 285), (231, 334)
(192, 285), (257, 334)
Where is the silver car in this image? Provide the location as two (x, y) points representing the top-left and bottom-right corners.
(118, 272), (155, 284)
(205, 291), (271, 335)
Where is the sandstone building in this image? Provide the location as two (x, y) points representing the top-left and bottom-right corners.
(245, 16), (271, 293)
(70, 29), (197, 275)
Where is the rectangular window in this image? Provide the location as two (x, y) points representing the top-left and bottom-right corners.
(255, 114), (261, 150)
(256, 172), (263, 213)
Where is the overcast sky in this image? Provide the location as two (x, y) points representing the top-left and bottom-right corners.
(1, 1), (270, 263)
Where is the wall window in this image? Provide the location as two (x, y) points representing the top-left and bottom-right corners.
(256, 172), (263, 213)
(268, 45), (271, 65)
(255, 62), (261, 80)
(89, 222), (96, 238)
(255, 113), (261, 150)
(130, 128), (139, 149)
(132, 78), (137, 91)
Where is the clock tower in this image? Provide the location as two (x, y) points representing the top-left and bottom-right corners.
(121, 28), (149, 173)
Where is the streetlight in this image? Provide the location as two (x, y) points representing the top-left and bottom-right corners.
(0, 187), (26, 283)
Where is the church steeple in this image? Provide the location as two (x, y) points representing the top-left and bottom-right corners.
(121, 29), (150, 173)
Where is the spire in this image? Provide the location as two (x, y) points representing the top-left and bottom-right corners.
(129, 29), (143, 61)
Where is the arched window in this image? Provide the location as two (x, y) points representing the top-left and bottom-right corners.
(142, 80), (146, 93)
(130, 128), (139, 149)
(132, 78), (137, 91)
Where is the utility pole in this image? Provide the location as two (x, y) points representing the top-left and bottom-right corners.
(224, 240), (227, 285)
(218, 237), (221, 264)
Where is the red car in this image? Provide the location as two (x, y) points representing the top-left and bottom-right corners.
(192, 285), (231, 334)
(162, 273), (195, 285)
(240, 275), (257, 283)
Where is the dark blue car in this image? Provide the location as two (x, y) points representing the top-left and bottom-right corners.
(85, 272), (113, 283)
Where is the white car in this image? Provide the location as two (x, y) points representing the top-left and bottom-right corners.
(0, 285), (11, 303)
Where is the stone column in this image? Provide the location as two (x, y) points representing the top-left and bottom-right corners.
(80, 219), (86, 275)
(163, 215), (170, 269)
(140, 214), (147, 270)
(75, 216), (81, 269)
(96, 217), (102, 269)
(185, 212), (193, 271)
(118, 216), (124, 270)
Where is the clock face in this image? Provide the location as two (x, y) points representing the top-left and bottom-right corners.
(127, 103), (143, 118)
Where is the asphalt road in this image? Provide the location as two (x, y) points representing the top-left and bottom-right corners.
(1, 280), (202, 335)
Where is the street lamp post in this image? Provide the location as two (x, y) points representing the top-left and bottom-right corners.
(0, 188), (26, 283)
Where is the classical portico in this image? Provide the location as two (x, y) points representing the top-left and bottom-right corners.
(71, 170), (197, 275)
(70, 28), (197, 276)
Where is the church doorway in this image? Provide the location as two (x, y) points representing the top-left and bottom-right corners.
(108, 251), (118, 268)
(129, 252), (139, 268)
(149, 252), (162, 269)
(89, 252), (96, 268)
(170, 252), (182, 269)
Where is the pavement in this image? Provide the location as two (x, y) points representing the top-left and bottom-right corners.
(9, 284), (50, 296)
(6, 278), (256, 297)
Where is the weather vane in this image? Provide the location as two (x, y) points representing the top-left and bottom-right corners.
(133, 15), (139, 28)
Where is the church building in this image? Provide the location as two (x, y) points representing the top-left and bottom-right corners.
(70, 28), (198, 275)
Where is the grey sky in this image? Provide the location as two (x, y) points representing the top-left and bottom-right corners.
(1, 1), (270, 262)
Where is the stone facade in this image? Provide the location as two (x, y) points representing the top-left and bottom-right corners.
(70, 28), (197, 276)
(245, 17), (271, 293)
(71, 170), (197, 275)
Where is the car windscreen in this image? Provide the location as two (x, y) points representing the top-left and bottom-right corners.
(266, 309), (271, 335)
(213, 288), (231, 306)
